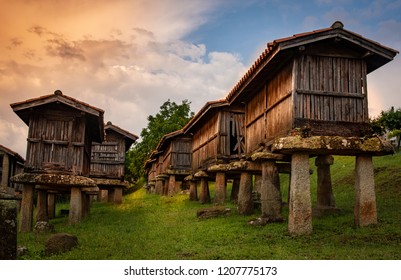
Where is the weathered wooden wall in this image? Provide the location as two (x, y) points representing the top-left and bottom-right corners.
(25, 107), (91, 175)
(160, 138), (192, 172)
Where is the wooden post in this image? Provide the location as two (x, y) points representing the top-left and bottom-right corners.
(230, 178), (240, 202)
(354, 155), (377, 227)
(69, 187), (82, 225)
(238, 172), (253, 215)
(214, 172), (226, 205)
(288, 153), (312, 235)
(47, 193), (56, 219)
(19, 183), (34, 232)
(199, 177), (210, 204)
(261, 161), (282, 221)
(36, 188), (49, 222)
(315, 155), (336, 210)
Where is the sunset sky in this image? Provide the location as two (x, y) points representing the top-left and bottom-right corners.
(1, 0), (400, 157)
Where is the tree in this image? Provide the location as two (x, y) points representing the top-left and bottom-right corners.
(371, 106), (401, 151)
(125, 99), (194, 183)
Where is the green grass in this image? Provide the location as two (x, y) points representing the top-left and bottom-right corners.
(17, 153), (401, 260)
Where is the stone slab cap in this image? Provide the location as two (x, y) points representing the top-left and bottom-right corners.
(184, 175), (196, 181)
(92, 178), (129, 188)
(207, 160), (262, 173)
(155, 174), (169, 180)
(165, 169), (191, 176)
(272, 136), (394, 156)
(194, 170), (209, 178)
(81, 186), (100, 194)
(251, 151), (290, 162)
(10, 173), (97, 187)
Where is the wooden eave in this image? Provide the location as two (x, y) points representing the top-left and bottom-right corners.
(105, 122), (138, 150)
(0, 144), (25, 163)
(182, 100), (228, 133)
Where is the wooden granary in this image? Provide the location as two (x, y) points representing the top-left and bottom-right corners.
(90, 121), (138, 204)
(0, 144), (24, 194)
(225, 21), (398, 234)
(145, 130), (192, 196)
(10, 90), (104, 231)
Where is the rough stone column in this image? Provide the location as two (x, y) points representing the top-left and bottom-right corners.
(36, 188), (49, 222)
(108, 188), (115, 202)
(168, 175), (176, 196)
(254, 174), (262, 194)
(0, 192), (19, 259)
(155, 178), (163, 195)
(199, 177), (210, 204)
(19, 183), (34, 232)
(214, 172), (226, 205)
(114, 186), (123, 204)
(47, 193), (56, 219)
(69, 187), (82, 225)
(261, 161), (282, 221)
(188, 179), (198, 201)
(354, 155), (377, 227)
(230, 178), (240, 202)
(288, 153), (312, 235)
(238, 172), (253, 215)
(315, 155), (336, 209)
(81, 192), (88, 218)
(99, 189), (108, 202)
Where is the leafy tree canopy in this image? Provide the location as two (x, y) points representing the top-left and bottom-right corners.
(125, 99), (194, 183)
(371, 106), (401, 150)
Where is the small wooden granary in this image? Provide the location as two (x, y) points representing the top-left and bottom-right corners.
(90, 121), (138, 204)
(0, 144), (24, 194)
(10, 90), (104, 231)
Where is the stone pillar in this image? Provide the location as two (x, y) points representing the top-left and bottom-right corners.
(354, 155), (377, 227)
(214, 172), (226, 205)
(155, 178), (164, 195)
(47, 193), (56, 219)
(69, 187), (82, 225)
(19, 183), (34, 232)
(0, 192), (19, 259)
(238, 172), (253, 215)
(261, 161), (282, 221)
(199, 177), (210, 204)
(114, 186), (123, 204)
(36, 188), (49, 222)
(230, 178), (240, 202)
(108, 188), (115, 202)
(188, 179), (198, 201)
(288, 153), (312, 235)
(168, 175), (176, 196)
(315, 155), (336, 210)
(81, 192), (88, 218)
(99, 189), (108, 202)
(254, 174), (262, 194)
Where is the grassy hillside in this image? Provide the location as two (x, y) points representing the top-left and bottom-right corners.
(17, 153), (401, 260)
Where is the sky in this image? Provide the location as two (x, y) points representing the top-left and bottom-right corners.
(1, 0), (400, 157)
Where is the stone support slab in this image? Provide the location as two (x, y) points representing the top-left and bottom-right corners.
(288, 153), (312, 235)
(354, 155), (377, 227)
(69, 187), (82, 225)
(113, 187), (123, 204)
(155, 179), (164, 195)
(19, 184), (34, 232)
(214, 172), (226, 205)
(261, 161), (282, 221)
(238, 172), (253, 215)
(189, 180), (198, 201)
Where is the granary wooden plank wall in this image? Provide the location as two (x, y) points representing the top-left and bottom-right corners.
(0, 144), (24, 193)
(90, 122), (138, 179)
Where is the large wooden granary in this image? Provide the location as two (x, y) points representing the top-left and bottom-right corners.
(225, 21), (398, 235)
(90, 121), (138, 204)
(10, 90), (104, 231)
